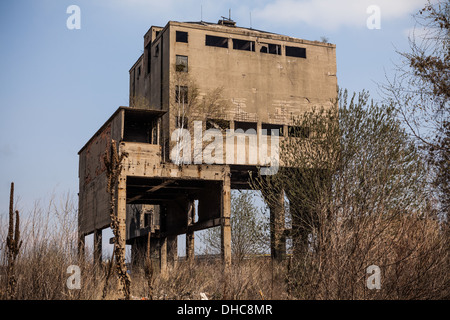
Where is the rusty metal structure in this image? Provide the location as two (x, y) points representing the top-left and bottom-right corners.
(78, 19), (337, 273)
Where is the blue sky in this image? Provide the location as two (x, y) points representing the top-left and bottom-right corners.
(0, 0), (427, 253)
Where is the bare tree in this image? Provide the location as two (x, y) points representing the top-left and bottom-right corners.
(170, 64), (232, 164)
(252, 90), (449, 299)
(4, 182), (22, 300)
(103, 140), (130, 300)
(381, 0), (449, 216)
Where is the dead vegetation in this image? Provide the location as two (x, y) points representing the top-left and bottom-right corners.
(103, 140), (130, 300)
(0, 186), (448, 300)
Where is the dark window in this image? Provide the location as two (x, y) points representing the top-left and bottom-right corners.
(155, 31), (161, 38)
(175, 55), (188, 72)
(176, 31), (188, 43)
(175, 116), (189, 128)
(286, 46), (307, 58)
(232, 38), (255, 51)
(154, 44), (160, 57)
(235, 121), (257, 133)
(261, 43), (281, 55)
(206, 119), (230, 131)
(262, 123), (283, 136)
(175, 85), (188, 104)
(205, 35), (228, 48)
(145, 43), (151, 73)
(137, 66), (141, 79)
(124, 112), (158, 144)
(144, 209), (153, 228)
(288, 125), (310, 138)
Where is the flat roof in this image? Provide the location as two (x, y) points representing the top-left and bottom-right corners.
(169, 20), (336, 48)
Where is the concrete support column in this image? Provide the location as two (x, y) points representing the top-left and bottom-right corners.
(167, 235), (178, 269)
(116, 175), (128, 293)
(269, 190), (286, 262)
(93, 229), (102, 266)
(117, 175), (127, 247)
(78, 233), (85, 263)
(160, 237), (167, 277)
(221, 170), (232, 269)
(186, 200), (195, 263)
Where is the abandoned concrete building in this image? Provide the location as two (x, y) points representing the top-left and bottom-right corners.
(78, 18), (337, 273)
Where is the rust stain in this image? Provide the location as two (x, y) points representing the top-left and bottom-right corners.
(83, 124), (111, 185)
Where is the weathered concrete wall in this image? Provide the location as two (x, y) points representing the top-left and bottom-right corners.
(129, 20), (337, 167)
(167, 22), (337, 125)
(78, 109), (124, 235)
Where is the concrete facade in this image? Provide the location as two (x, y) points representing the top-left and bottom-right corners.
(78, 19), (337, 272)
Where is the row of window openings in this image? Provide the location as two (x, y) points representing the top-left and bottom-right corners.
(142, 32), (304, 78)
(174, 114), (310, 138)
(176, 31), (306, 58)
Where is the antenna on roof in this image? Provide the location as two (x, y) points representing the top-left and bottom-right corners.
(219, 8), (236, 26)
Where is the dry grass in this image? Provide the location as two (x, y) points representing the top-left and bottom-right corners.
(0, 193), (286, 300)
(1, 192), (448, 300)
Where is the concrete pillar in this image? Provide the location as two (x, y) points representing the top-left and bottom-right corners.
(117, 176), (127, 248)
(186, 200), (195, 262)
(268, 190), (286, 262)
(78, 233), (85, 262)
(93, 229), (102, 266)
(167, 235), (178, 269)
(160, 237), (167, 277)
(116, 175), (128, 293)
(221, 170), (232, 268)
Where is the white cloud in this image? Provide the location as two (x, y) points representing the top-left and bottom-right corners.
(252, 0), (426, 30)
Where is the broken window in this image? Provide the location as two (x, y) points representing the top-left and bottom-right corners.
(260, 43), (281, 55)
(286, 46), (307, 58)
(288, 125), (310, 138)
(124, 112), (158, 144)
(175, 116), (189, 128)
(206, 118), (230, 131)
(175, 85), (188, 104)
(232, 38), (255, 52)
(235, 121), (257, 133)
(145, 43), (151, 74)
(262, 123), (283, 136)
(205, 35), (228, 48)
(176, 55), (188, 72)
(176, 31), (188, 43)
